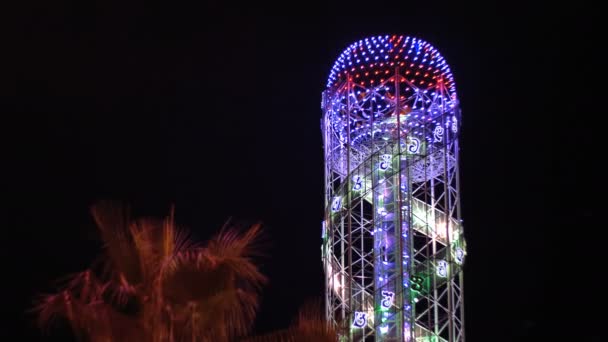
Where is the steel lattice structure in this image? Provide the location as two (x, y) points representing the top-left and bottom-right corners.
(321, 35), (466, 342)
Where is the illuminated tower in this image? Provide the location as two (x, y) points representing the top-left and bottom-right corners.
(321, 35), (465, 341)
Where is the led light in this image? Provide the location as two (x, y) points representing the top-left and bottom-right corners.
(352, 175), (363, 191)
(352, 312), (367, 328)
(437, 260), (448, 278)
(331, 197), (341, 212)
(455, 247), (465, 264)
(379, 154), (392, 170)
(406, 137), (421, 154)
(433, 125), (444, 142)
(381, 290), (395, 309)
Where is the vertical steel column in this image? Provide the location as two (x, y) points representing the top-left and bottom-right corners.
(394, 68), (406, 342)
(346, 77), (353, 340)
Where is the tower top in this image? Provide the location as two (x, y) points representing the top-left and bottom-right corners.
(326, 35), (457, 98)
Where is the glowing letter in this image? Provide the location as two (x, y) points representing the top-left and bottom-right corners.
(352, 311), (367, 328)
(410, 275), (424, 292)
(436, 260), (448, 278)
(331, 197), (342, 212)
(451, 116), (458, 133)
(455, 247), (464, 265)
(406, 137), (421, 154)
(379, 154), (392, 170)
(433, 125), (444, 142)
(353, 175), (363, 191)
(381, 290), (395, 309)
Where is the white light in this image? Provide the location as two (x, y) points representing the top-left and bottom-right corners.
(433, 125), (444, 142)
(379, 154), (392, 170)
(352, 175), (363, 191)
(381, 290), (395, 309)
(352, 312), (367, 328)
(406, 137), (421, 154)
(436, 260), (448, 278)
(455, 247), (465, 264)
(331, 197), (342, 212)
(321, 221), (326, 239)
(380, 325), (389, 334)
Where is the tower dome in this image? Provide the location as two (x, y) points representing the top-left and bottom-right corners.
(326, 35), (456, 99)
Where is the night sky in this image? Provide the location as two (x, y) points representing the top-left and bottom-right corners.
(4, 1), (597, 341)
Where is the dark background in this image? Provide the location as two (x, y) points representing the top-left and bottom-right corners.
(3, 1), (597, 341)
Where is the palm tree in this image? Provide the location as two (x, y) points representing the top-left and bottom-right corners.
(34, 201), (266, 342)
(33, 202), (336, 341)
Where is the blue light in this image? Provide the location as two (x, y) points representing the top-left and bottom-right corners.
(433, 125), (444, 142)
(331, 197), (342, 212)
(406, 137), (421, 154)
(381, 290), (395, 309)
(436, 260), (448, 278)
(352, 312), (367, 328)
(452, 116), (458, 133)
(455, 247), (465, 264)
(353, 175), (363, 191)
(379, 154), (392, 170)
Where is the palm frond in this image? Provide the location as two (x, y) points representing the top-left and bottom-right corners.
(33, 202), (290, 342)
(32, 270), (105, 331)
(161, 224), (267, 340)
(208, 222), (267, 259)
(90, 201), (143, 286)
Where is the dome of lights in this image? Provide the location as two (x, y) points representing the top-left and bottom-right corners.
(321, 36), (460, 172)
(326, 35), (456, 96)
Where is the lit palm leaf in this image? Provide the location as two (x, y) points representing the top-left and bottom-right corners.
(33, 202), (268, 342)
